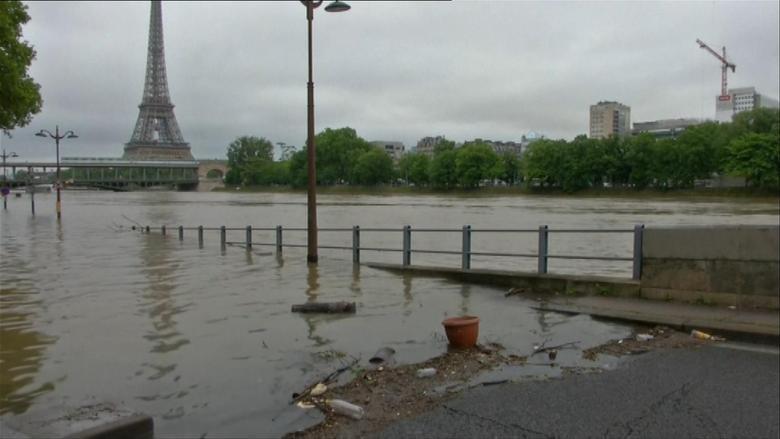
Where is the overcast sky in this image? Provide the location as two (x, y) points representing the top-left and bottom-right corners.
(4, 0), (779, 161)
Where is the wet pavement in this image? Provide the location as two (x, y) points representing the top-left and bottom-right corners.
(376, 343), (780, 439)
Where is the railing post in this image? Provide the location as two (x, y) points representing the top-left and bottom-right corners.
(161, 225), (166, 236)
(220, 225), (226, 251)
(276, 225), (283, 255)
(537, 225), (548, 274)
(178, 225), (184, 241)
(245, 225), (252, 250)
(633, 224), (645, 280)
(402, 225), (412, 266)
(198, 225), (204, 248)
(462, 225), (471, 270)
(145, 225), (150, 234)
(352, 225), (360, 264)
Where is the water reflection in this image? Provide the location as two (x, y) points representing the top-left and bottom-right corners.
(402, 274), (413, 316)
(459, 284), (472, 315)
(301, 264), (329, 347)
(350, 265), (361, 297)
(0, 216), (58, 415)
(137, 231), (190, 376)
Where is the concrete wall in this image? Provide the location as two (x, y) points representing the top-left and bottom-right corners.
(641, 225), (780, 309)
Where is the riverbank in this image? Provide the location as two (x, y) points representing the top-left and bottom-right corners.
(213, 184), (780, 201)
(285, 326), (715, 439)
(375, 342), (779, 439)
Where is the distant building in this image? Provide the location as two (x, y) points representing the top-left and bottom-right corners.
(715, 86), (780, 122)
(472, 139), (524, 158)
(471, 133), (545, 158)
(415, 136), (447, 157)
(370, 141), (405, 162)
(632, 118), (706, 139)
(590, 101), (631, 139)
(520, 132), (545, 154)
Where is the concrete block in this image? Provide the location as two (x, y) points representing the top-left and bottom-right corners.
(641, 259), (711, 291)
(3, 403), (153, 439)
(643, 225), (779, 261)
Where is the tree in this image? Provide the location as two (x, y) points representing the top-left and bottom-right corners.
(353, 148), (393, 185)
(731, 108), (780, 137)
(495, 152), (520, 185)
(397, 153), (431, 186)
(226, 136), (274, 184)
(455, 141), (498, 188)
(0, 1), (42, 133)
(725, 132), (780, 189)
(314, 127), (371, 185)
(625, 134), (656, 189)
(430, 149), (458, 188)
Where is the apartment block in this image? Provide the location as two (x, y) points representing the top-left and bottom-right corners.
(590, 101), (631, 139)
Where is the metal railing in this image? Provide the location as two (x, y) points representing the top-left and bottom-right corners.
(141, 223), (645, 280)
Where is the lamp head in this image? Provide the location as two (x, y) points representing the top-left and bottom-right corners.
(67, 133), (78, 139)
(35, 131), (47, 138)
(324, 0), (350, 12)
(11, 152), (18, 158)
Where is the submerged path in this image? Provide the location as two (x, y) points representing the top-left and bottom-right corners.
(377, 344), (780, 438)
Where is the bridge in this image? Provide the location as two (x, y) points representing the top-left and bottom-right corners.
(0, 158), (220, 191)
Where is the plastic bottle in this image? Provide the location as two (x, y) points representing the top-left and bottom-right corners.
(416, 367), (437, 378)
(328, 399), (364, 420)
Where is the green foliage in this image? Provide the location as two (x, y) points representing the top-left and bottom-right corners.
(315, 127), (372, 185)
(455, 141), (499, 188)
(430, 148), (458, 188)
(223, 109), (779, 192)
(225, 136), (274, 185)
(495, 152), (521, 185)
(0, 1), (43, 133)
(353, 148), (394, 185)
(520, 108), (778, 192)
(725, 132), (780, 189)
(398, 153), (430, 186)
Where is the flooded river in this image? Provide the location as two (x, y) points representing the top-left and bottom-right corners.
(1, 191), (777, 437)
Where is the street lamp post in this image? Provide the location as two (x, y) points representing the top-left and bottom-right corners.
(300, 0), (350, 264)
(1, 148), (19, 210)
(35, 126), (78, 220)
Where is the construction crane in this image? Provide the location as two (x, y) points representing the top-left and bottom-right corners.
(696, 38), (736, 99)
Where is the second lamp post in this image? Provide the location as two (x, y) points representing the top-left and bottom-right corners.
(36, 126), (78, 220)
(300, 0), (350, 263)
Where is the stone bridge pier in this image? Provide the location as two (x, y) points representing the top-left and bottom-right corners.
(197, 160), (228, 180)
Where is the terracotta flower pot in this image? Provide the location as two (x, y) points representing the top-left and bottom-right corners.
(442, 315), (480, 348)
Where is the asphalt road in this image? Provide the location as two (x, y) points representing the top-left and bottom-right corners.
(377, 344), (780, 439)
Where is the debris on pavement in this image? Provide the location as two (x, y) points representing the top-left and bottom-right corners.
(416, 368), (437, 378)
(286, 344), (526, 439)
(291, 301), (356, 314)
(583, 326), (710, 361)
(691, 329), (726, 341)
(369, 347), (396, 365)
(327, 399), (365, 420)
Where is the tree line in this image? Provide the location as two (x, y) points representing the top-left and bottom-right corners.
(225, 107), (779, 191)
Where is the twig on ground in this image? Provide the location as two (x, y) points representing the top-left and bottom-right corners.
(531, 341), (580, 356)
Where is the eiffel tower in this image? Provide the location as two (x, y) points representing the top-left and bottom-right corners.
(124, 0), (193, 160)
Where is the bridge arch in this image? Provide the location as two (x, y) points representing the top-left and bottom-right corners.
(197, 160), (228, 180)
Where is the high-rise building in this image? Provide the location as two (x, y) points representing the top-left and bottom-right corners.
(589, 101), (631, 139)
(715, 87), (780, 122)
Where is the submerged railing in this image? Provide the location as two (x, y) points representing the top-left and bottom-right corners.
(142, 224), (645, 280)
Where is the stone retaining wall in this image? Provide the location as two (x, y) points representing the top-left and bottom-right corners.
(641, 225), (780, 309)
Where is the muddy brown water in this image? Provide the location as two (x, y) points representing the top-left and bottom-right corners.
(1, 191), (777, 437)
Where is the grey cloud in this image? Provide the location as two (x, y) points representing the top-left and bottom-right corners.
(3, 1), (778, 161)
